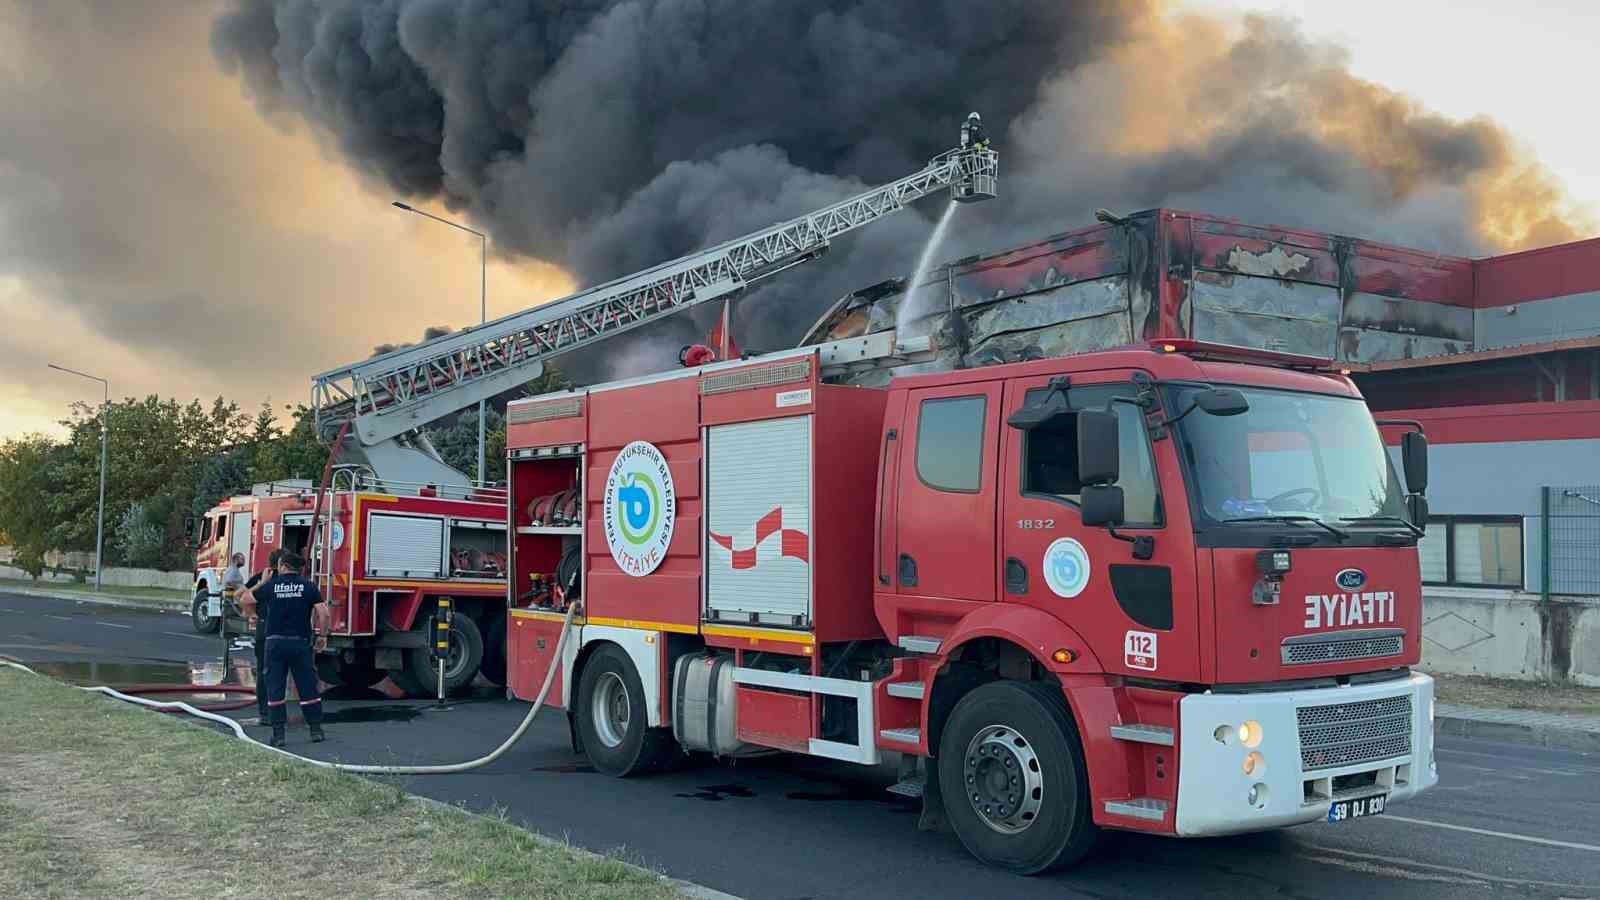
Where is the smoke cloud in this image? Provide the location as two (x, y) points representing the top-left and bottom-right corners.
(211, 1), (1591, 381)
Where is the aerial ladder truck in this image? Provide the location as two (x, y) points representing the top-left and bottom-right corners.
(296, 122), (999, 694)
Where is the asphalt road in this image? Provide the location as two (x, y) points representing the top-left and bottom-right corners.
(5, 590), (1598, 899)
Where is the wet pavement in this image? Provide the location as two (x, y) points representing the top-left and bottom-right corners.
(5, 588), (1600, 898)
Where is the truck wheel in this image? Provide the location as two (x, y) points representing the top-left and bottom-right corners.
(479, 614), (508, 687)
(937, 680), (1099, 874)
(191, 589), (219, 634)
(576, 645), (674, 777)
(401, 612), (483, 696)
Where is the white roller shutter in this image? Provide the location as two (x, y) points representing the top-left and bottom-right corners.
(366, 514), (446, 578)
(706, 415), (811, 625)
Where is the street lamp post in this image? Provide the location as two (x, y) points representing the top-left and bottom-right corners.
(48, 364), (108, 591)
(392, 201), (488, 486)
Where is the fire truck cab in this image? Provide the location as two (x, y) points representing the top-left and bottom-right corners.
(503, 339), (1437, 873)
(190, 486), (316, 634)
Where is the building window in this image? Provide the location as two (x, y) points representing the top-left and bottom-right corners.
(1419, 516), (1523, 588)
(916, 395), (987, 493)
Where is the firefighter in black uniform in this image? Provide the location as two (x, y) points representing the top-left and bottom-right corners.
(238, 550), (329, 747)
(245, 550), (280, 721)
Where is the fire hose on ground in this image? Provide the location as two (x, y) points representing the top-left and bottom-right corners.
(0, 602), (576, 775)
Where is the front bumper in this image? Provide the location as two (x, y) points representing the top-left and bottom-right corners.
(1174, 672), (1438, 837)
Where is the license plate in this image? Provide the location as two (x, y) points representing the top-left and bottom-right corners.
(1327, 793), (1386, 823)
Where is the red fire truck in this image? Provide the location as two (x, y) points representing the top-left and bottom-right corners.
(191, 477), (509, 693)
(502, 338), (1437, 872)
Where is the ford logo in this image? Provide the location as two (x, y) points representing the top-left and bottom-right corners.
(1336, 568), (1367, 590)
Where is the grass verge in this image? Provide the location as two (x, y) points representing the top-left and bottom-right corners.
(0, 576), (190, 608)
(1433, 672), (1600, 715)
(0, 668), (681, 899)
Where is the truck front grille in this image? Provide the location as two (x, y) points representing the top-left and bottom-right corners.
(1297, 695), (1412, 771)
(1282, 629), (1404, 666)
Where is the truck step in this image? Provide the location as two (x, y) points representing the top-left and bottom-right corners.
(879, 727), (922, 746)
(1103, 798), (1170, 821)
(886, 680), (926, 700)
(887, 776), (925, 799)
(897, 635), (942, 655)
(1109, 724), (1174, 746)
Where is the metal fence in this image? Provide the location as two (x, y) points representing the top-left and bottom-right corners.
(1544, 485), (1600, 596)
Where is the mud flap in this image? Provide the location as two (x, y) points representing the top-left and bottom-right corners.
(919, 754), (950, 834)
(568, 710), (584, 755)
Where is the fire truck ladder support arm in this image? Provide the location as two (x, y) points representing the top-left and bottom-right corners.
(312, 140), (998, 448)
(0, 602), (576, 776)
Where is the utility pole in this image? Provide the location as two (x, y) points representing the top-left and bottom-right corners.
(391, 201), (489, 486)
(48, 364), (108, 590)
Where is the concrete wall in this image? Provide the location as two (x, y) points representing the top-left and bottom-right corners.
(1422, 587), (1600, 686)
(0, 563), (192, 592)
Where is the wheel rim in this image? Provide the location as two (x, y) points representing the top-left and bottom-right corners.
(963, 724), (1045, 835)
(591, 672), (630, 749)
(443, 626), (468, 680)
(194, 596), (212, 625)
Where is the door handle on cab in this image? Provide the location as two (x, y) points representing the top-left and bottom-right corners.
(898, 553), (919, 588)
(1005, 557), (1029, 595)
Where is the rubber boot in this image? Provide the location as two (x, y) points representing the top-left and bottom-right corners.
(270, 725), (287, 748)
(309, 724), (326, 743)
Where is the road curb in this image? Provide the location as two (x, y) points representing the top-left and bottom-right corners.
(1436, 713), (1600, 753)
(2, 585), (190, 613)
(408, 794), (743, 900)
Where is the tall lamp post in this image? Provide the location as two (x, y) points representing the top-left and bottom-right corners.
(392, 201), (488, 485)
(47, 364), (108, 591)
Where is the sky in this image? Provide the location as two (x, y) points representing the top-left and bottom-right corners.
(1, 0), (1595, 442)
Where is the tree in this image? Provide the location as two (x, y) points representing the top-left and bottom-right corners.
(192, 449), (252, 519)
(0, 435), (62, 579)
(428, 407), (507, 484)
(116, 501), (167, 569)
(252, 403), (329, 483)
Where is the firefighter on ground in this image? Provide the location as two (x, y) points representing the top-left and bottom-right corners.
(245, 550), (281, 721)
(238, 550), (329, 747)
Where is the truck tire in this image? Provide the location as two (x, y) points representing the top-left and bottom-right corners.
(937, 680), (1099, 874)
(400, 611), (483, 697)
(191, 588), (219, 634)
(479, 614), (508, 688)
(576, 645), (675, 777)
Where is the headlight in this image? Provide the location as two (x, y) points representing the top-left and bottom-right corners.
(1240, 720), (1264, 749)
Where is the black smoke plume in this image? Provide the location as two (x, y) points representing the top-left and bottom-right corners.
(214, 1), (1588, 380)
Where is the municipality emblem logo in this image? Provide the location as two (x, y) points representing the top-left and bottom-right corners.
(604, 441), (675, 576)
(1042, 538), (1091, 598)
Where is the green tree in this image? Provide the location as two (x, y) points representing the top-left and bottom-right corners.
(116, 501), (166, 569)
(252, 404), (328, 482)
(48, 395), (251, 567)
(0, 435), (64, 579)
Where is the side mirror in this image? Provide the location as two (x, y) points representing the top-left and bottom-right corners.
(1402, 431), (1428, 495)
(1082, 484), (1126, 527)
(1194, 388), (1249, 417)
(183, 515), (196, 538)
(1406, 493), (1429, 528)
(1077, 409), (1120, 485)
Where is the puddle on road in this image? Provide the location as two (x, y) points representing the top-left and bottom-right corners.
(321, 704), (423, 724)
(676, 783), (756, 802)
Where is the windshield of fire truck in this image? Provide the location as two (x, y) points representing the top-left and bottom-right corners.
(1171, 385), (1405, 526)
